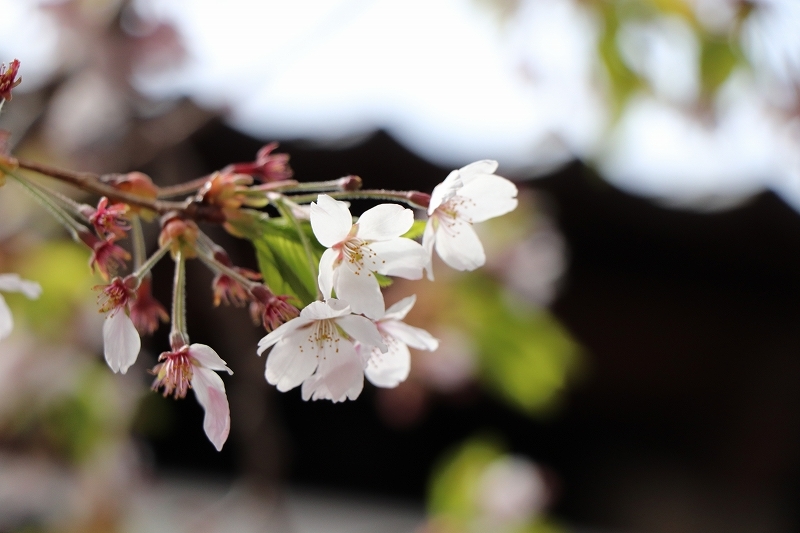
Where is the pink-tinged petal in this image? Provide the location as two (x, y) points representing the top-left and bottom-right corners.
(334, 265), (385, 319)
(434, 218), (486, 271)
(383, 294), (417, 321)
(365, 341), (411, 388)
(356, 203), (414, 241)
(190, 344), (232, 374)
(422, 219), (436, 281)
(0, 295), (12, 340)
(381, 320), (439, 351)
(301, 298), (351, 320)
(257, 315), (313, 354)
(191, 367), (230, 451)
(103, 311), (141, 374)
(264, 328), (319, 391)
(457, 176), (518, 223)
(429, 170), (462, 214)
(457, 160), (499, 185)
(317, 248), (337, 299)
(337, 314), (386, 352)
(310, 194), (353, 247)
(370, 238), (426, 279)
(304, 352), (364, 402)
(0, 274), (41, 299)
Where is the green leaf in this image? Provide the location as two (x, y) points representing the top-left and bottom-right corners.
(700, 37), (741, 96)
(230, 210), (324, 307)
(402, 219), (427, 240)
(375, 272), (393, 288)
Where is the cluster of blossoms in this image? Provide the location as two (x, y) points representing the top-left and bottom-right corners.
(0, 59), (518, 450)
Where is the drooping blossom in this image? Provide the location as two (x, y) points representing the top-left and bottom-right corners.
(249, 285), (299, 332)
(96, 277), (140, 374)
(0, 59), (21, 101)
(311, 194), (427, 318)
(88, 197), (130, 240)
(423, 160), (518, 280)
(129, 275), (168, 335)
(80, 232), (131, 281)
(0, 273), (41, 340)
(210, 250), (262, 307)
(225, 142), (293, 182)
(151, 343), (233, 451)
(257, 299), (386, 402)
(359, 295), (439, 388)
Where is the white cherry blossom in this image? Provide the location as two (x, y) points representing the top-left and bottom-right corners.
(423, 160), (518, 280)
(311, 194), (427, 319)
(97, 277), (140, 374)
(360, 295), (439, 388)
(152, 343), (233, 451)
(0, 273), (42, 340)
(257, 299), (386, 402)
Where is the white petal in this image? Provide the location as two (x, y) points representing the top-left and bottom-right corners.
(0, 274), (41, 299)
(422, 219), (436, 281)
(428, 171), (462, 215)
(317, 248), (337, 299)
(103, 312), (141, 374)
(381, 320), (439, 351)
(264, 328), (319, 391)
(301, 298), (351, 320)
(365, 342), (410, 388)
(356, 204), (414, 241)
(0, 295), (12, 340)
(257, 315), (313, 354)
(310, 194), (353, 247)
(457, 160), (499, 184)
(334, 265), (385, 319)
(192, 367), (231, 451)
(370, 238), (427, 279)
(434, 219), (486, 272)
(190, 344), (232, 374)
(457, 176), (518, 223)
(383, 294), (417, 321)
(337, 314), (386, 352)
(305, 354), (364, 402)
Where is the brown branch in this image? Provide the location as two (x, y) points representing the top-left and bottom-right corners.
(15, 158), (226, 223)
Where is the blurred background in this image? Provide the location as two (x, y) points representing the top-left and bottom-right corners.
(1, 0), (800, 531)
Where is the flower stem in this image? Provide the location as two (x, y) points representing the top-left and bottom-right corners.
(196, 247), (260, 290)
(131, 216), (146, 270)
(132, 241), (171, 282)
(273, 196), (322, 299)
(8, 172), (86, 240)
(169, 250), (188, 348)
(287, 189), (424, 208)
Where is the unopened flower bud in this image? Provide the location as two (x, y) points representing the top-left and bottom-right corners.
(158, 216), (199, 258)
(225, 142), (293, 182)
(406, 191), (431, 209)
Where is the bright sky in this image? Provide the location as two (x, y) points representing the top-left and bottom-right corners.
(2, 0), (800, 211)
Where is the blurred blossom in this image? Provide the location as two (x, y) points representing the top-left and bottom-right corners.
(477, 456), (549, 528)
(617, 16), (700, 105)
(414, 328), (476, 393)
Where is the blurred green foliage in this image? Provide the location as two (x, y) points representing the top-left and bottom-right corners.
(6, 241), (95, 338)
(449, 273), (582, 416)
(428, 436), (563, 533)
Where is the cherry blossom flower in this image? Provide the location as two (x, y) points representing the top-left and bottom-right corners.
(0, 59), (21, 101)
(0, 273), (41, 340)
(249, 285), (299, 332)
(88, 197), (130, 240)
(311, 194), (427, 318)
(360, 295), (438, 388)
(423, 160), (518, 280)
(151, 343), (233, 451)
(96, 277), (140, 374)
(129, 276), (168, 335)
(257, 299), (386, 402)
(225, 142), (293, 182)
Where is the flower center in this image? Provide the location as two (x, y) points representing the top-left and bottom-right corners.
(302, 319), (343, 358)
(152, 348), (194, 399)
(333, 225), (377, 273)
